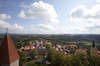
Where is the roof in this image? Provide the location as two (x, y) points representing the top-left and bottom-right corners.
(0, 34), (19, 64)
(92, 40), (96, 48)
(64, 44), (77, 47)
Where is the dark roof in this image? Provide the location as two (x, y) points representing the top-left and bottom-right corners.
(92, 40), (96, 48)
(0, 34), (19, 64)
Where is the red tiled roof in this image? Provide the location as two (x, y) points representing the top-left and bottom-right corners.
(0, 34), (19, 64)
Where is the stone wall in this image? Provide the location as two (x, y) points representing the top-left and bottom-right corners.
(1, 59), (19, 66)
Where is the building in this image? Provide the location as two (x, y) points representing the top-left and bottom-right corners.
(64, 44), (77, 48)
(90, 40), (99, 56)
(0, 34), (19, 66)
(75, 48), (87, 55)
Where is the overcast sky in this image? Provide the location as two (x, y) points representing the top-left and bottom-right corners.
(0, 0), (100, 34)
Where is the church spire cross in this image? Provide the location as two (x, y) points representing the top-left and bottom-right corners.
(6, 28), (8, 34)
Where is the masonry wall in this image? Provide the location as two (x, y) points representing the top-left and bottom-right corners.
(1, 59), (19, 66)
(10, 59), (19, 66)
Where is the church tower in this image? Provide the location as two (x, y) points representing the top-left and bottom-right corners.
(90, 40), (98, 56)
(0, 34), (19, 66)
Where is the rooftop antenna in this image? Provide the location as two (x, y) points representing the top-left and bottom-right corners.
(6, 28), (8, 34)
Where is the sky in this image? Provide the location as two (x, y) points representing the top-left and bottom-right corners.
(0, 0), (100, 34)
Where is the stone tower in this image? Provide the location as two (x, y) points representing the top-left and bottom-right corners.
(0, 34), (19, 66)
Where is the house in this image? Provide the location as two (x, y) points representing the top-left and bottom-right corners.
(18, 46), (36, 52)
(64, 44), (77, 49)
(75, 48), (87, 55)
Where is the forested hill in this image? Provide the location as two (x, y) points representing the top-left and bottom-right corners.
(38, 34), (100, 43)
(0, 34), (100, 44)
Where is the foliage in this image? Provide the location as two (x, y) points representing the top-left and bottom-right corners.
(47, 48), (69, 66)
(29, 50), (39, 59)
(88, 56), (100, 66)
(47, 48), (100, 66)
(19, 52), (27, 65)
(26, 62), (48, 66)
(71, 53), (88, 66)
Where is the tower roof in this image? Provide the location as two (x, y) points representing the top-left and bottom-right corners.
(0, 34), (19, 64)
(92, 40), (96, 48)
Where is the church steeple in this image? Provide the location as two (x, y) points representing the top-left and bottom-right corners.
(92, 40), (96, 48)
(0, 33), (19, 65)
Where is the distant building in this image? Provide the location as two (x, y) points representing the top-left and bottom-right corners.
(90, 48), (98, 56)
(90, 40), (99, 56)
(64, 44), (77, 49)
(75, 48), (87, 55)
(0, 34), (19, 66)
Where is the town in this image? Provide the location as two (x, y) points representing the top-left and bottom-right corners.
(0, 33), (100, 66)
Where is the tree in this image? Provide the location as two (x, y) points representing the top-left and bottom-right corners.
(88, 56), (100, 66)
(47, 48), (67, 66)
(19, 52), (27, 65)
(71, 53), (88, 66)
(30, 50), (39, 60)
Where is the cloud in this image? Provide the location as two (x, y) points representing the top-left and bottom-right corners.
(0, 14), (11, 20)
(19, 1), (59, 24)
(18, 1), (61, 34)
(71, 5), (100, 20)
(0, 14), (24, 34)
(27, 23), (56, 34)
(18, 1), (100, 34)
(70, 5), (100, 34)
(0, 20), (24, 33)
(96, 0), (100, 3)
(38, 24), (54, 31)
